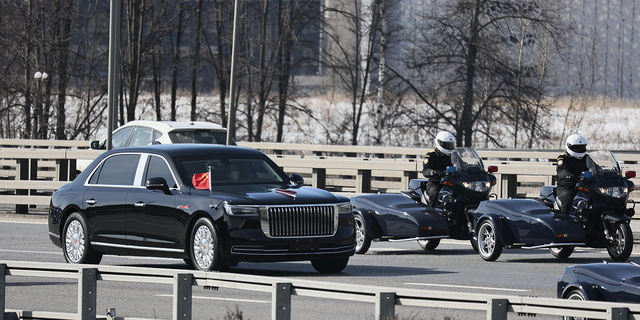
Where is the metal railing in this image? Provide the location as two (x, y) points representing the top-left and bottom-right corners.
(1, 260), (639, 320)
(1, 139), (640, 213)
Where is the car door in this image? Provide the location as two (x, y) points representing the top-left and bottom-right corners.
(127, 154), (181, 251)
(83, 153), (141, 247)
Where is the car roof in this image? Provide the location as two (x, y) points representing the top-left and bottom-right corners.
(103, 144), (262, 158)
(121, 120), (227, 132)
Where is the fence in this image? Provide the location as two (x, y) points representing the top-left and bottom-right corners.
(1, 260), (639, 320)
(1, 139), (640, 213)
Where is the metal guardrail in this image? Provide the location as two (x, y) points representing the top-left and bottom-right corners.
(1, 260), (639, 320)
(1, 139), (640, 213)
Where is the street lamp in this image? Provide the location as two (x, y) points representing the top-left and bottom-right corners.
(33, 71), (48, 139)
(34, 71), (48, 80)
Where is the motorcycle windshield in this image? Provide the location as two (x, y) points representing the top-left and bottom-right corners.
(451, 147), (485, 173)
(586, 150), (622, 178)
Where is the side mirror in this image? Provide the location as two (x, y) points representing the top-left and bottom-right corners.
(146, 177), (172, 195)
(446, 166), (457, 174)
(289, 173), (304, 186)
(580, 171), (593, 179)
(626, 171), (636, 179)
(487, 166), (498, 173)
(90, 140), (104, 150)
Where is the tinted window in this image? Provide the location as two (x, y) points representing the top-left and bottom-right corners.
(168, 130), (229, 145)
(93, 154), (140, 185)
(112, 126), (134, 148)
(145, 156), (177, 188)
(128, 126), (154, 147)
(175, 154), (287, 187)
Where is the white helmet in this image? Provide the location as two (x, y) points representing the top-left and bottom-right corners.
(435, 131), (456, 156)
(566, 134), (587, 159)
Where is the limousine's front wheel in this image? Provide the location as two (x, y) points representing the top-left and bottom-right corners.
(190, 218), (226, 271)
(63, 212), (102, 264)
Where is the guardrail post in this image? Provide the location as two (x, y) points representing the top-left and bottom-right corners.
(375, 292), (395, 320)
(609, 307), (629, 320)
(402, 171), (417, 191)
(15, 159), (29, 214)
(499, 174), (517, 199)
(487, 299), (508, 320)
(78, 268), (97, 320)
(1, 264), (5, 320)
(173, 273), (193, 320)
(272, 282), (291, 320)
(357, 170), (372, 193)
(312, 168), (326, 189)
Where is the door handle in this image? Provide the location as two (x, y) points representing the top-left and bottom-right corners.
(135, 202), (146, 207)
(85, 199), (96, 205)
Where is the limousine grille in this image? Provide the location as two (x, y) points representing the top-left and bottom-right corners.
(266, 205), (336, 237)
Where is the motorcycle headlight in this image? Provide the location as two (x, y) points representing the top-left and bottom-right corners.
(337, 202), (352, 215)
(599, 187), (628, 198)
(463, 181), (491, 193)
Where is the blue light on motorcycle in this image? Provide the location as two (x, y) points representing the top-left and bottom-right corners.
(446, 166), (457, 173)
(581, 171), (593, 179)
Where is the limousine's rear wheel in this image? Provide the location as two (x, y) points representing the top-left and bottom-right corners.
(477, 219), (502, 261)
(63, 212), (102, 264)
(550, 246), (574, 259)
(311, 257), (349, 273)
(354, 214), (371, 254)
(607, 222), (633, 261)
(417, 239), (440, 251)
(190, 218), (226, 271)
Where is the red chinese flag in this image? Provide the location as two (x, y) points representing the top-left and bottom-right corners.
(192, 172), (210, 190)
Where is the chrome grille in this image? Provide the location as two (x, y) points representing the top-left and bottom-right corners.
(267, 205), (336, 237)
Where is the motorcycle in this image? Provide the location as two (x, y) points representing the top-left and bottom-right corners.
(473, 150), (635, 261)
(407, 147), (498, 250)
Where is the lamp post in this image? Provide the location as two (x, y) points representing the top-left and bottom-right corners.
(33, 71), (48, 139)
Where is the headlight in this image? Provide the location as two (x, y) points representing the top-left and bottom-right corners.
(337, 202), (352, 215)
(224, 203), (260, 216)
(599, 187), (628, 198)
(463, 181), (491, 193)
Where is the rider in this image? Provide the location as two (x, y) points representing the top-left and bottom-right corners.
(422, 131), (455, 207)
(556, 134), (589, 214)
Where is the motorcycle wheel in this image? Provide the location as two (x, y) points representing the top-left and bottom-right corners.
(549, 246), (574, 259)
(607, 222), (633, 261)
(354, 214), (372, 254)
(417, 239), (440, 251)
(477, 219), (502, 261)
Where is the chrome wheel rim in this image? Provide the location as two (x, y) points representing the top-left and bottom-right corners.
(478, 223), (495, 258)
(193, 225), (214, 270)
(564, 292), (586, 320)
(610, 226), (626, 256)
(355, 218), (365, 251)
(65, 220), (85, 263)
(550, 247), (562, 254)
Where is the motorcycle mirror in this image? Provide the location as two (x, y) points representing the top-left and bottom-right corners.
(446, 166), (457, 173)
(626, 171), (636, 179)
(581, 171), (593, 179)
(487, 166), (498, 173)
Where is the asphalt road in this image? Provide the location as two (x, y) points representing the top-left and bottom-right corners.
(2, 212), (640, 320)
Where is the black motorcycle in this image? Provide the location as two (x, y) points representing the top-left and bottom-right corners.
(408, 147), (497, 250)
(539, 150), (635, 261)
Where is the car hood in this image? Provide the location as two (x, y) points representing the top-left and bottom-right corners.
(575, 263), (640, 286)
(200, 185), (349, 205)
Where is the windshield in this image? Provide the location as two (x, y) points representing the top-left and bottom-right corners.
(586, 151), (622, 178)
(169, 130), (231, 145)
(451, 147), (485, 173)
(175, 154), (288, 187)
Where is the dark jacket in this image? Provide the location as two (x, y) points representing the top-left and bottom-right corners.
(422, 149), (453, 182)
(556, 152), (589, 189)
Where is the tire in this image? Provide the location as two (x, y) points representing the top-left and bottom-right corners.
(354, 214), (372, 254)
(190, 218), (226, 271)
(607, 222), (633, 261)
(62, 212), (102, 264)
(563, 289), (588, 320)
(311, 257), (349, 273)
(477, 219), (502, 261)
(417, 239), (440, 251)
(470, 238), (479, 253)
(550, 246), (574, 259)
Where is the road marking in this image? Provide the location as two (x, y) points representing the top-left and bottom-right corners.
(155, 294), (269, 304)
(0, 219), (47, 225)
(0, 249), (60, 255)
(405, 283), (530, 292)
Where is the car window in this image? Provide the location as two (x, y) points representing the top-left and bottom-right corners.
(175, 154), (287, 187)
(128, 126), (155, 147)
(152, 129), (162, 141)
(168, 130), (228, 145)
(145, 155), (177, 188)
(91, 154), (141, 186)
(112, 126), (134, 148)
